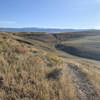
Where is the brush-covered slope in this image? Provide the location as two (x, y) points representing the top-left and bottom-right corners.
(15, 32), (57, 43)
(0, 31), (100, 100)
(0, 31), (77, 100)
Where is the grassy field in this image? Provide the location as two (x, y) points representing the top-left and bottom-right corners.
(0, 31), (100, 100)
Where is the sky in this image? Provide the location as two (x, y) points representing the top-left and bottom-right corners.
(0, 0), (100, 29)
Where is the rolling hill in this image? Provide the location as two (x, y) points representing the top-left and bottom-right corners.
(0, 30), (100, 100)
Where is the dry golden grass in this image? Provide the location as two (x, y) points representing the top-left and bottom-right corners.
(62, 58), (100, 96)
(79, 61), (100, 96)
(0, 32), (77, 100)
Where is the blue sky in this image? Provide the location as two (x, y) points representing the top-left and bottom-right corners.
(0, 0), (100, 29)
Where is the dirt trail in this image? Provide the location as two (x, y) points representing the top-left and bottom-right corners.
(65, 63), (100, 100)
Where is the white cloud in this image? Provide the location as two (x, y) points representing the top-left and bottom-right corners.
(94, 26), (100, 29)
(73, 26), (100, 29)
(0, 21), (16, 24)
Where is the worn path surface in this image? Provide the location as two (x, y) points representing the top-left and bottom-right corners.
(64, 62), (100, 100)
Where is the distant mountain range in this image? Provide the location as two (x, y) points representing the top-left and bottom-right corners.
(0, 27), (95, 33)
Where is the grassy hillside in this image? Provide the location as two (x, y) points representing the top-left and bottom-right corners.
(56, 33), (100, 61)
(0, 31), (77, 100)
(0, 31), (100, 100)
(52, 30), (100, 41)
